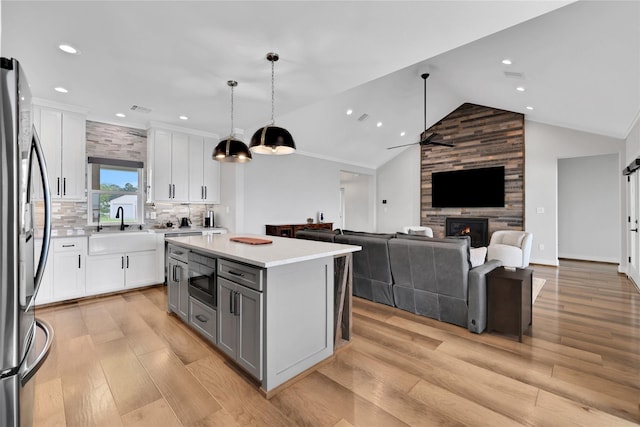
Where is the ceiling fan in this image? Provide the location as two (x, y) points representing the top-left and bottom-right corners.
(387, 73), (454, 150)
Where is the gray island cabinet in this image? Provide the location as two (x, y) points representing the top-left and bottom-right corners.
(165, 233), (360, 395)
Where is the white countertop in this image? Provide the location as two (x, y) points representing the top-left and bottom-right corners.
(165, 234), (361, 268)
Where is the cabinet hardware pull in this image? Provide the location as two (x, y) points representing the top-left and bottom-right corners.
(172, 184), (176, 199)
(234, 291), (240, 316)
(204, 186), (207, 200)
(126, 256), (129, 268)
(229, 291), (234, 314)
(61, 244), (75, 248)
(57, 177), (60, 195)
(201, 186), (204, 200)
(169, 184), (172, 199)
(78, 254), (81, 269)
(172, 265), (177, 282)
(195, 314), (208, 323)
(121, 256), (124, 269)
(63, 177), (66, 195)
(228, 270), (244, 277)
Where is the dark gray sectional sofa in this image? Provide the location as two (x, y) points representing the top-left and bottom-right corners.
(296, 228), (501, 333)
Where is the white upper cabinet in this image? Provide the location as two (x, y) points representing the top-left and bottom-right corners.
(188, 135), (220, 204)
(149, 128), (190, 202)
(32, 104), (86, 201)
(148, 125), (219, 204)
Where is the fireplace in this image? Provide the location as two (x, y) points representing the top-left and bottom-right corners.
(445, 217), (489, 247)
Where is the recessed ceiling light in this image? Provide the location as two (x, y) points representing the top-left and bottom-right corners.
(179, 115), (189, 120)
(376, 122), (382, 127)
(516, 86), (526, 92)
(54, 87), (68, 93)
(526, 106), (534, 111)
(115, 113), (126, 118)
(502, 59), (512, 65)
(400, 131), (406, 137)
(58, 44), (79, 55)
(346, 109), (353, 115)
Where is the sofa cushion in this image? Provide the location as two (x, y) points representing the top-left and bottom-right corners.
(388, 238), (469, 300)
(296, 229), (337, 242)
(470, 247), (487, 268)
(342, 230), (396, 239)
(335, 233), (394, 306)
(396, 233), (472, 269)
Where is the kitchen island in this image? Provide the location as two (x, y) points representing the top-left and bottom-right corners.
(165, 233), (360, 396)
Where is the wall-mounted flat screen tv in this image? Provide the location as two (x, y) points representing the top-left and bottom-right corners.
(432, 166), (505, 208)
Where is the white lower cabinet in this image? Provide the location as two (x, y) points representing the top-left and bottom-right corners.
(34, 240), (54, 305)
(34, 237), (86, 305)
(86, 250), (158, 296)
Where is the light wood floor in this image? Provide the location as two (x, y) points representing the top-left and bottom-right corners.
(33, 260), (640, 426)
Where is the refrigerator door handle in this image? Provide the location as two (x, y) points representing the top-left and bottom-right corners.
(21, 318), (54, 385)
(28, 129), (52, 310)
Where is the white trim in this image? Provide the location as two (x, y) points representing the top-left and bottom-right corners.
(86, 114), (146, 130)
(526, 117), (627, 141)
(295, 149), (375, 170)
(147, 121), (219, 139)
(32, 97), (90, 115)
(624, 109), (640, 140)
(530, 257), (559, 266)
(557, 253), (621, 264)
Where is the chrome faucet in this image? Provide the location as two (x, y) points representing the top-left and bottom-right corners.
(115, 206), (129, 231)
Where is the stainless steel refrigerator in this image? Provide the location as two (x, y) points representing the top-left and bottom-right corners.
(1, 57), (53, 426)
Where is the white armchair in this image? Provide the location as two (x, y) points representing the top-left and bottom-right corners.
(487, 230), (533, 268)
(401, 226), (434, 237)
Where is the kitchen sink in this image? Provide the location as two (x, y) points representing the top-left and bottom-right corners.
(89, 231), (157, 255)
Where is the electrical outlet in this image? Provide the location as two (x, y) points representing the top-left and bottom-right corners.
(150, 212), (157, 219)
(539, 243), (545, 250)
(536, 207), (545, 214)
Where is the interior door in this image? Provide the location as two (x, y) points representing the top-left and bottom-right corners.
(628, 173), (640, 285)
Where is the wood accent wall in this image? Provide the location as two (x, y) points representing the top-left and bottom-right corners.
(420, 103), (524, 239)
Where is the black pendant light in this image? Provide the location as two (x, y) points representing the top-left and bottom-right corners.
(213, 80), (252, 163)
(249, 52), (296, 155)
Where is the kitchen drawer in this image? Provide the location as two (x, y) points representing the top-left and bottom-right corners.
(189, 297), (216, 343)
(53, 237), (86, 252)
(218, 258), (263, 291)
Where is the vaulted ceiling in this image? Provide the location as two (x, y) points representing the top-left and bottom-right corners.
(2, 1), (638, 169)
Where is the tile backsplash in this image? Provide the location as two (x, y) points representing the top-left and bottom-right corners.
(35, 120), (221, 232)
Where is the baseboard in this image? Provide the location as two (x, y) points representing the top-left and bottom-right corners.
(530, 258), (559, 266)
(558, 253), (620, 264)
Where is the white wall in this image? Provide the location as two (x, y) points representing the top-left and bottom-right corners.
(240, 154), (374, 234)
(341, 172), (375, 231)
(376, 145), (421, 233)
(215, 162), (244, 233)
(525, 120), (625, 266)
(558, 154), (620, 263)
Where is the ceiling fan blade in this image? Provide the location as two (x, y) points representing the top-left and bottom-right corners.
(428, 140), (455, 147)
(386, 142), (420, 150)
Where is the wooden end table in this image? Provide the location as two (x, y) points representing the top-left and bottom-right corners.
(486, 267), (533, 342)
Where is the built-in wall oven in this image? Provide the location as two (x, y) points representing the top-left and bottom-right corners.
(188, 252), (217, 309)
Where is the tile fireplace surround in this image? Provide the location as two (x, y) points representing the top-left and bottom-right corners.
(445, 217), (489, 247)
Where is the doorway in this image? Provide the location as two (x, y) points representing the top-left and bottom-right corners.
(627, 171), (640, 285)
(339, 171), (374, 232)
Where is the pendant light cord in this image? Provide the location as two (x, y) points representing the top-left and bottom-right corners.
(230, 83), (235, 136)
(271, 59), (275, 125)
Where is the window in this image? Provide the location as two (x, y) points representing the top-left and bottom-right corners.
(87, 157), (144, 225)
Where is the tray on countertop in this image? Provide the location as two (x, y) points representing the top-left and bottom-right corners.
(230, 237), (273, 245)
